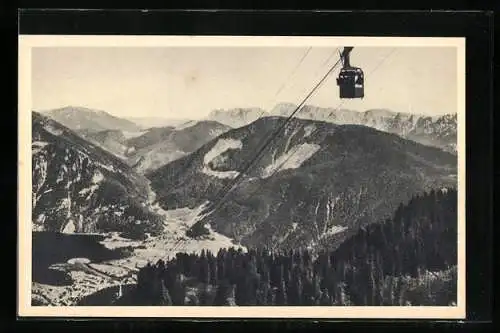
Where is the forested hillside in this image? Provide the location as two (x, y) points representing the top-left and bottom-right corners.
(118, 188), (457, 306)
(148, 117), (457, 251)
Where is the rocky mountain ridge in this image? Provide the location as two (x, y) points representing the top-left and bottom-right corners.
(148, 116), (457, 251)
(32, 112), (163, 237)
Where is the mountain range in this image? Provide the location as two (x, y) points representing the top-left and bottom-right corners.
(35, 105), (457, 248)
(148, 116), (457, 251)
(42, 107), (232, 174)
(207, 104), (457, 154)
(32, 111), (163, 238)
(31, 104), (459, 308)
(41, 105), (457, 167)
(40, 106), (143, 133)
(207, 108), (267, 129)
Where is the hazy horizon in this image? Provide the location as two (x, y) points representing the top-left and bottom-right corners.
(32, 46), (458, 119)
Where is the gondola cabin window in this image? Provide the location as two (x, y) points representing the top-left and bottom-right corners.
(337, 67), (364, 99)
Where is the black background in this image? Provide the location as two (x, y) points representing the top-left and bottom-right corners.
(3, 8), (495, 333)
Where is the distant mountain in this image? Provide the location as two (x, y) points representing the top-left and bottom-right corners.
(207, 104), (457, 154)
(61, 118), (231, 174)
(32, 112), (163, 238)
(207, 108), (268, 128)
(75, 129), (133, 159)
(125, 126), (177, 151)
(272, 103), (457, 154)
(126, 117), (193, 130)
(127, 121), (232, 174)
(41, 106), (143, 132)
(148, 116), (457, 251)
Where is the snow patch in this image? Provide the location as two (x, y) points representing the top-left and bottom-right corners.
(32, 141), (50, 154)
(32, 141), (50, 147)
(92, 171), (104, 183)
(60, 198), (70, 211)
(202, 167), (240, 179)
(303, 125), (316, 138)
(79, 170), (104, 199)
(44, 124), (63, 136)
(36, 214), (46, 224)
(209, 128), (227, 138)
(62, 219), (76, 233)
(262, 143), (320, 178)
(323, 225), (348, 237)
(202, 139), (242, 179)
(100, 163), (116, 172)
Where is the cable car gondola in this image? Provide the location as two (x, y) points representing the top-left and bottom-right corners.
(336, 47), (364, 99)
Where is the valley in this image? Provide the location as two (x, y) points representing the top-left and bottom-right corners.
(31, 105), (458, 306)
(32, 176), (246, 306)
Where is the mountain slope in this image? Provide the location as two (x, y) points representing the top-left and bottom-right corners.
(272, 104), (457, 153)
(62, 119), (232, 174)
(329, 188), (457, 305)
(148, 116), (457, 251)
(208, 104), (457, 153)
(125, 189), (457, 306)
(75, 129), (139, 159)
(32, 112), (163, 238)
(41, 106), (143, 132)
(127, 121), (232, 174)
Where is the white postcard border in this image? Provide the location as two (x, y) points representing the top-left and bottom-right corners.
(18, 35), (466, 318)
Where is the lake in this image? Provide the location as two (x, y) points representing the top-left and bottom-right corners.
(32, 232), (131, 286)
(77, 284), (137, 306)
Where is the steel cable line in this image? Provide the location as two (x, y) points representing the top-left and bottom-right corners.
(232, 99), (348, 205)
(265, 48), (399, 182)
(273, 47), (313, 98)
(207, 47), (399, 216)
(204, 55), (345, 215)
(171, 48), (339, 252)
(231, 46), (321, 164)
(149, 47), (318, 204)
(162, 47), (397, 256)
(187, 48), (337, 212)
(239, 48), (339, 167)
(368, 48), (397, 77)
(242, 46), (315, 127)
(229, 47), (317, 167)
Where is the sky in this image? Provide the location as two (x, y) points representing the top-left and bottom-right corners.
(31, 46), (458, 119)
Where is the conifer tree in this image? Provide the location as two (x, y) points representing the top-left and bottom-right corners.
(319, 288), (332, 306)
(170, 274), (186, 305)
(275, 279), (288, 305)
(214, 279), (234, 306)
(159, 279), (173, 306)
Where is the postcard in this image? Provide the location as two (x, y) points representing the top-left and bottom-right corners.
(18, 35), (465, 318)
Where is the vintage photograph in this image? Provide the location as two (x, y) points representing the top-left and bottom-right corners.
(18, 36), (465, 318)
